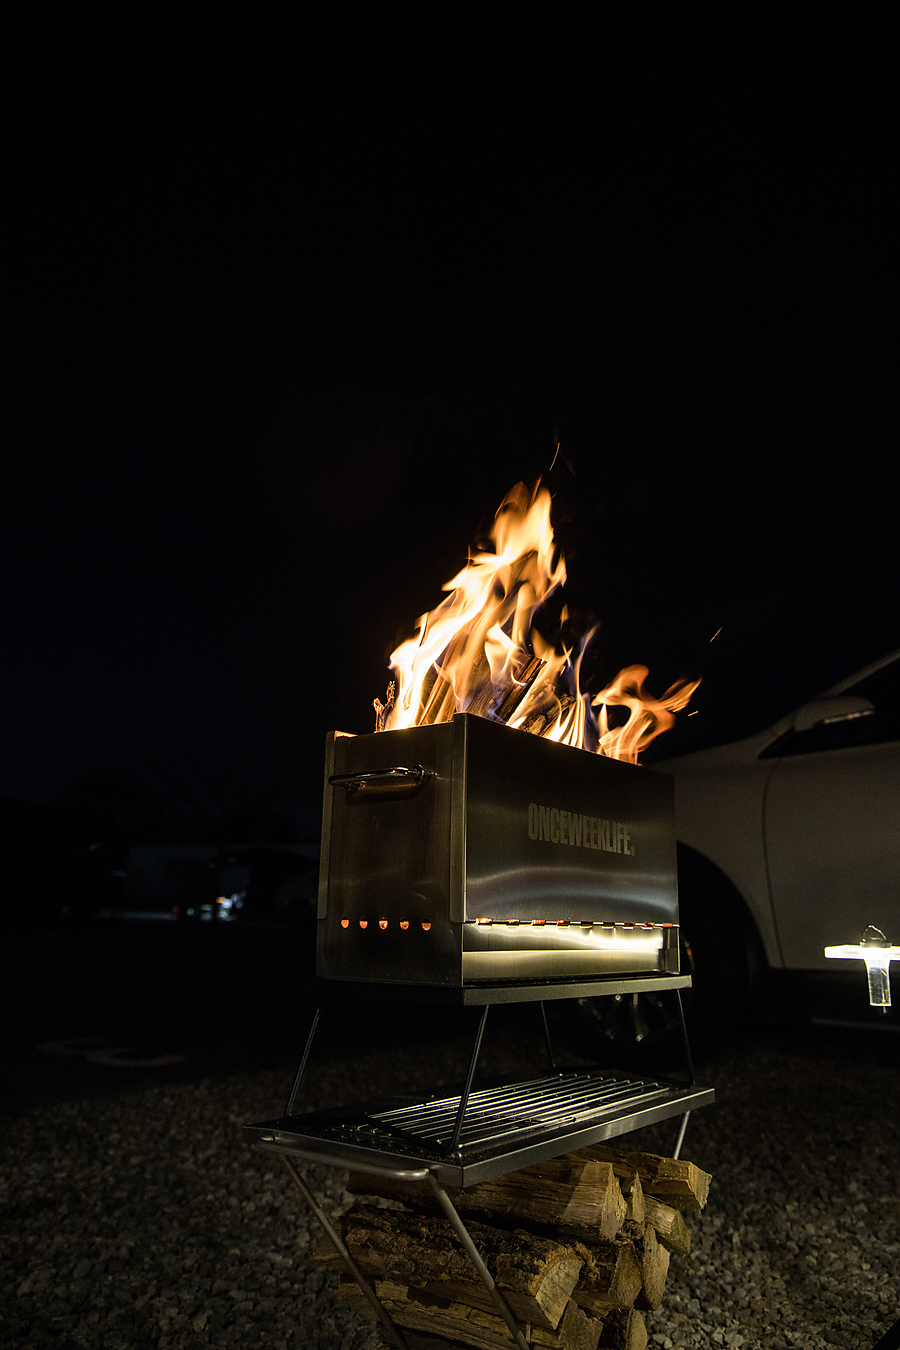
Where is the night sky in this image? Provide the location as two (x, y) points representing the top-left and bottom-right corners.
(5, 18), (895, 836)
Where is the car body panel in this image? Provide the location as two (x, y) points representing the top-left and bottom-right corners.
(664, 744), (784, 967)
(764, 740), (900, 969)
(657, 648), (900, 977)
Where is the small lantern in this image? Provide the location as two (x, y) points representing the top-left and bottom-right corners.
(825, 926), (900, 1011)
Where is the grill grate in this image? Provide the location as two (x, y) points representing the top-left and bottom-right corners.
(368, 1073), (669, 1150)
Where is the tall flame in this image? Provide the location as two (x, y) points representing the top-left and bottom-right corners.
(376, 480), (698, 762)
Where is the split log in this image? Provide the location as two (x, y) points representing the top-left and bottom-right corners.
(633, 1225), (669, 1312)
(314, 1204), (582, 1331)
(372, 1332), (460, 1350)
(372, 1308), (648, 1350)
(348, 1153), (626, 1244)
(372, 1309), (649, 1350)
(341, 1277), (604, 1350)
(597, 1308), (648, 1350)
(569, 1236), (643, 1314)
(642, 1195), (691, 1255)
(576, 1145), (710, 1211)
(618, 1172), (644, 1227)
(372, 1332), (469, 1350)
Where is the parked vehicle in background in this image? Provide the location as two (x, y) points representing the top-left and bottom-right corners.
(578, 649), (900, 1055)
(121, 842), (319, 925)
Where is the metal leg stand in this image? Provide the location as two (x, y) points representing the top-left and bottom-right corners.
(671, 989), (694, 1159)
(538, 1001), (558, 1072)
(284, 1007), (321, 1118)
(447, 1003), (490, 1152)
(675, 989), (696, 1088)
(672, 1110), (691, 1160)
(279, 1154), (410, 1350)
(272, 1150), (532, 1350)
(425, 1171), (531, 1350)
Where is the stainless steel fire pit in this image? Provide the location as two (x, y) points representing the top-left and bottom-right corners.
(317, 713), (680, 986)
(246, 713), (714, 1350)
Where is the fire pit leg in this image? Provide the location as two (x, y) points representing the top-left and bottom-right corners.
(278, 1154), (411, 1350)
(675, 989), (695, 1087)
(538, 1001), (558, 1071)
(284, 1007), (321, 1118)
(673, 1110), (691, 1160)
(446, 1003), (490, 1152)
(425, 1171), (532, 1350)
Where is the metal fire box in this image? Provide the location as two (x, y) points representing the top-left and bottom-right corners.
(317, 713), (679, 986)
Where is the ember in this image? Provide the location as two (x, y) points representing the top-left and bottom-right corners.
(376, 480), (698, 761)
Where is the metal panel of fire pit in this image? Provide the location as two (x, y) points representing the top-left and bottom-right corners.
(245, 1070), (714, 1187)
(317, 713), (679, 987)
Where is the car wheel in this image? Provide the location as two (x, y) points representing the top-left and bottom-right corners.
(570, 875), (752, 1067)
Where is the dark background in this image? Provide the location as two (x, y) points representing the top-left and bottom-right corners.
(4, 14), (895, 845)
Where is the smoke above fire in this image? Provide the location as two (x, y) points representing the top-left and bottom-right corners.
(373, 480), (698, 762)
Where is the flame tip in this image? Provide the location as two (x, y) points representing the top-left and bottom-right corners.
(374, 478), (699, 752)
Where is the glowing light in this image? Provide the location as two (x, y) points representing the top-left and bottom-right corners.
(825, 927), (900, 1008)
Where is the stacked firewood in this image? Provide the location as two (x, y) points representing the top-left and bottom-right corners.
(312, 1143), (711, 1350)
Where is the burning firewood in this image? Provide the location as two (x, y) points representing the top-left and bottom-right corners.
(373, 478), (700, 762)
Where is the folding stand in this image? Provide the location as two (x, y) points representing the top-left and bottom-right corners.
(245, 973), (714, 1350)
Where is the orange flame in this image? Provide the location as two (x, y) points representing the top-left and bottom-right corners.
(376, 480), (698, 761)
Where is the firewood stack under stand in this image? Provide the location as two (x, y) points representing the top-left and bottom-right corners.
(312, 1144), (712, 1350)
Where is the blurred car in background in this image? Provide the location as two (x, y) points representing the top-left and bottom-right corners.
(579, 648), (900, 1054)
(119, 842), (319, 926)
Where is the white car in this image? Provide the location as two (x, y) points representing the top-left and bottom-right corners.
(578, 649), (900, 1054)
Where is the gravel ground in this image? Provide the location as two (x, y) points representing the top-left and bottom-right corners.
(2, 1022), (898, 1350)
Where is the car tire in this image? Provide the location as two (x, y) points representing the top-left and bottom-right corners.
(569, 870), (753, 1068)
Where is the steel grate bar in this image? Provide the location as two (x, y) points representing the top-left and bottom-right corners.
(372, 1073), (627, 1123)
(368, 1074), (671, 1148)
(372, 1076), (659, 1125)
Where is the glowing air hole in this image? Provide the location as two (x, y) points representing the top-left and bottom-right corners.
(359, 920), (368, 929)
(340, 918), (349, 929)
(421, 922), (432, 931)
(379, 919), (388, 930)
(399, 920), (409, 930)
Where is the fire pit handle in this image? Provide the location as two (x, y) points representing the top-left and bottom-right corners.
(328, 765), (434, 796)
